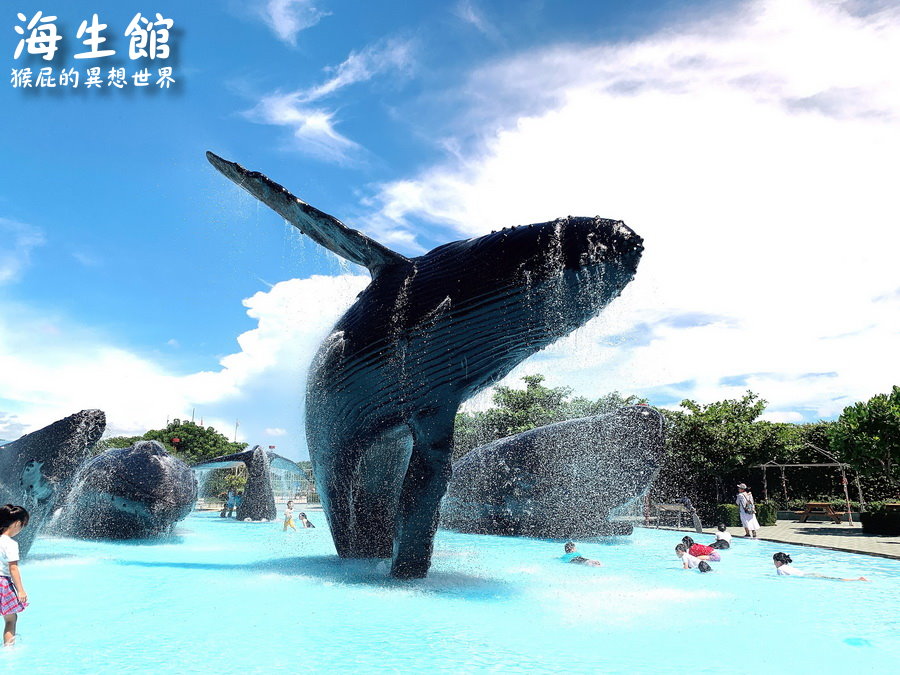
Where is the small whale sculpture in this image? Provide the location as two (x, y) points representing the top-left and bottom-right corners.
(54, 440), (197, 539)
(193, 446), (304, 521)
(441, 406), (665, 538)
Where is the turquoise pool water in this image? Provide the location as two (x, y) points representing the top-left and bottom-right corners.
(4, 512), (898, 673)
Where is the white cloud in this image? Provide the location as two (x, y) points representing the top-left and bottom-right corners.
(0, 218), (44, 284)
(244, 96), (362, 164)
(265, 427), (288, 436)
(363, 0), (900, 421)
(245, 38), (414, 163)
(0, 275), (369, 458)
(0, 412), (28, 442)
(299, 38), (414, 103)
(453, 1), (503, 43)
(258, 0), (329, 45)
(72, 250), (100, 267)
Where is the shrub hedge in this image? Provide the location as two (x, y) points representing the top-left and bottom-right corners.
(860, 501), (900, 535)
(716, 500), (777, 527)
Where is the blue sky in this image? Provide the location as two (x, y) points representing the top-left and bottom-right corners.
(3, 0), (899, 457)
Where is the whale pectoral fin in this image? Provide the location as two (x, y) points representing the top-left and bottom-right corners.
(391, 418), (455, 579)
(206, 152), (409, 276)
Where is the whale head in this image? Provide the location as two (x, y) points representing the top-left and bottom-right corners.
(400, 216), (644, 399)
(57, 440), (198, 539)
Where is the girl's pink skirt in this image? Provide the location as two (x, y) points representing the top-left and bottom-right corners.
(0, 576), (26, 615)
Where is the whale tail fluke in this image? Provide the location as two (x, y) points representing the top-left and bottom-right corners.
(206, 152), (409, 277)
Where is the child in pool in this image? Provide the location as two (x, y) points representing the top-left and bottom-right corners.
(0, 504), (30, 647)
(561, 542), (602, 567)
(682, 536), (721, 561)
(283, 500), (297, 531)
(715, 523), (732, 545)
(772, 552), (867, 581)
(298, 512), (315, 528)
(675, 543), (713, 569)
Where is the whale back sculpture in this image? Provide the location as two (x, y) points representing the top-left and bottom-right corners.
(54, 440), (197, 539)
(441, 406), (665, 538)
(207, 152), (644, 577)
(0, 409), (106, 556)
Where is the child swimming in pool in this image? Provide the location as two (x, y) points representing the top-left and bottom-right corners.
(298, 512), (315, 528)
(561, 542), (602, 567)
(1, 504), (30, 647)
(283, 500), (297, 531)
(772, 552), (867, 581)
(675, 543), (714, 569)
(682, 536), (721, 561)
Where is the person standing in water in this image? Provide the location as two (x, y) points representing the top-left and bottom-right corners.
(736, 483), (760, 538)
(283, 500), (297, 531)
(0, 504), (30, 647)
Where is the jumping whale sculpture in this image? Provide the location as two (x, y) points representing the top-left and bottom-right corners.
(207, 151), (644, 578)
(53, 440), (197, 539)
(441, 406), (665, 538)
(0, 409), (106, 556)
(193, 446), (303, 521)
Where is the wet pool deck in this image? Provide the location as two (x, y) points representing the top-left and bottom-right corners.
(648, 519), (900, 560)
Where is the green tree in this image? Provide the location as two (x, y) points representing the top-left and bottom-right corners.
(141, 419), (247, 465)
(829, 386), (900, 487)
(199, 468), (248, 499)
(662, 391), (768, 505)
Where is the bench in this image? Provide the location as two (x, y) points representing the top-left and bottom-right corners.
(653, 503), (693, 529)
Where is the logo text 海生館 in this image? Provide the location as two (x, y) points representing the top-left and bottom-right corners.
(11, 11), (177, 90)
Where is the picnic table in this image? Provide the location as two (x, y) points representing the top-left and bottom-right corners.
(653, 503), (693, 529)
(798, 502), (845, 524)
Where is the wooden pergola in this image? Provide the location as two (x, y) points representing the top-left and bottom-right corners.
(752, 444), (863, 525)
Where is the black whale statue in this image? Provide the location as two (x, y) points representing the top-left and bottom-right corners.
(192, 446), (304, 521)
(207, 151), (644, 578)
(0, 409), (106, 556)
(441, 406), (665, 538)
(54, 440), (197, 539)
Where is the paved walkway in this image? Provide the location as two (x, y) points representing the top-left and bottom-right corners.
(650, 519), (900, 560)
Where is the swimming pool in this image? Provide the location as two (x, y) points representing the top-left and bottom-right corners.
(5, 512), (898, 673)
